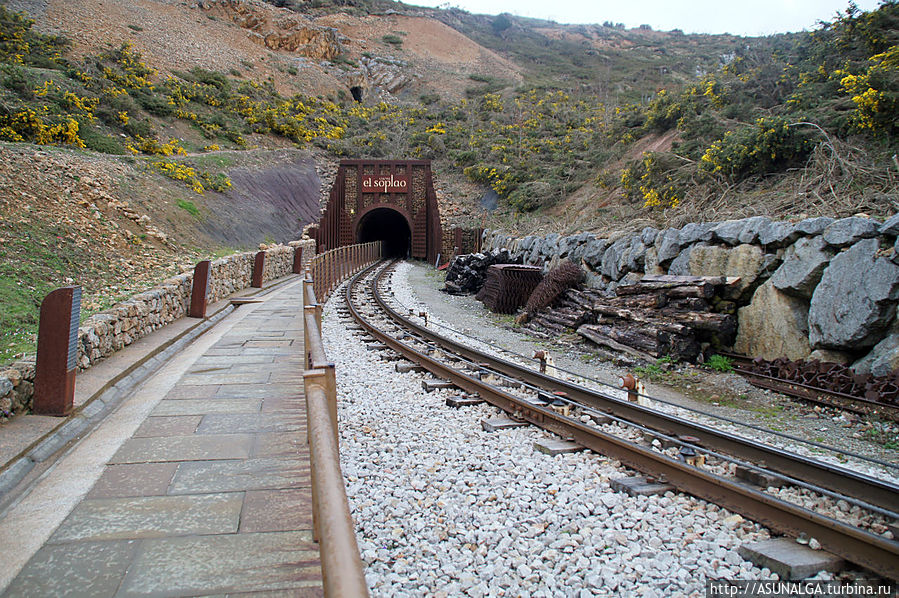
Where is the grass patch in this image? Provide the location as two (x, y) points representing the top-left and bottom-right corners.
(703, 354), (734, 373)
(382, 34), (403, 46)
(177, 198), (200, 217)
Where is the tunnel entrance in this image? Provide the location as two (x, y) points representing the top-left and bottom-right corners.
(356, 208), (411, 258)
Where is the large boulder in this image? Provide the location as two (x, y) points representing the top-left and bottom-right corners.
(640, 227), (659, 246)
(654, 228), (682, 266)
(600, 235), (640, 281)
(795, 217), (834, 236)
(667, 244), (699, 276)
(809, 238), (899, 349)
(821, 216), (879, 248)
(734, 281), (812, 360)
(712, 219), (747, 245)
(852, 323), (899, 376)
(677, 243), (776, 301)
(880, 213), (899, 236)
(737, 216), (772, 245)
(757, 220), (800, 248)
(769, 236), (833, 299)
(678, 222), (715, 245)
(582, 238), (609, 269)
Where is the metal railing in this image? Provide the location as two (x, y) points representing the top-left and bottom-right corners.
(308, 242), (382, 304)
(302, 241), (380, 598)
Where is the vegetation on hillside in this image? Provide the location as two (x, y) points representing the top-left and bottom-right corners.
(1, 3), (896, 221)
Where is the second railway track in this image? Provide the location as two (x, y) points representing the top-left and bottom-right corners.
(342, 260), (899, 581)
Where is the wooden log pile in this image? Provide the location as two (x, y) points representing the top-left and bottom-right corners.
(523, 275), (739, 362)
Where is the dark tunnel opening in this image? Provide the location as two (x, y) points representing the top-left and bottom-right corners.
(350, 86), (364, 102)
(356, 208), (411, 258)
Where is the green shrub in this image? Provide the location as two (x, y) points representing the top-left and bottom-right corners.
(704, 354), (734, 372)
(78, 124), (126, 154)
(699, 116), (814, 181)
(132, 88), (174, 117)
(382, 34), (403, 47)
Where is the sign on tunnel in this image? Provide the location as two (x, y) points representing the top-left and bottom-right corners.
(311, 160), (442, 262)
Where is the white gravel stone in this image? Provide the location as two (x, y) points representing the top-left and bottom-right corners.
(326, 264), (774, 595)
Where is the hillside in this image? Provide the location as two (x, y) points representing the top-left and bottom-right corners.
(0, 0), (897, 366)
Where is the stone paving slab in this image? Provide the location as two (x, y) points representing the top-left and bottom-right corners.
(239, 488), (314, 533)
(260, 397), (305, 413)
(117, 531), (321, 598)
(1, 539), (138, 598)
(196, 414), (304, 435)
(252, 432), (307, 458)
(87, 463), (179, 499)
(205, 413), (301, 433)
(49, 493), (242, 542)
(162, 385), (223, 400)
(133, 416), (203, 438)
(152, 399), (263, 416)
(180, 373), (271, 386)
(111, 434), (254, 464)
(191, 355), (277, 367)
(214, 384), (299, 400)
(169, 457), (311, 494)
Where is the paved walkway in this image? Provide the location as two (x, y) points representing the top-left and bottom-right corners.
(0, 278), (322, 597)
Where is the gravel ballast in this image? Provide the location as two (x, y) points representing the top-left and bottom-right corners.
(325, 265), (780, 597)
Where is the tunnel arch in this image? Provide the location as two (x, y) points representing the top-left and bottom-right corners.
(355, 206), (411, 258)
(312, 160), (443, 264)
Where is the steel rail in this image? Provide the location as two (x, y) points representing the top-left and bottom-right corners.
(345, 261), (899, 580)
(366, 263), (899, 515)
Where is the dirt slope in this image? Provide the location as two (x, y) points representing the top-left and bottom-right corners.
(10, 0), (522, 100)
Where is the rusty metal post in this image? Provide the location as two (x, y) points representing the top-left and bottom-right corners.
(252, 251), (265, 288)
(189, 260), (211, 318)
(34, 286), (81, 416)
(293, 245), (304, 274)
(619, 373), (639, 402)
(304, 381), (322, 543)
(304, 305), (315, 370)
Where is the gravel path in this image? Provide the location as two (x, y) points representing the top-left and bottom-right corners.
(325, 267), (782, 597)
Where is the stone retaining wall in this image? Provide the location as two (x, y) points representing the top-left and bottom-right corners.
(0, 239), (316, 417)
(483, 214), (899, 375)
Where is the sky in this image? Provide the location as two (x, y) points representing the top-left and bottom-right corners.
(409, 0), (884, 36)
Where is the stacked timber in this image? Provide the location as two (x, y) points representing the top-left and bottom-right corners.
(524, 275), (739, 362)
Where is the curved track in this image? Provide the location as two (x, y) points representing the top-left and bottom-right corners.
(344, 260), (899, 581)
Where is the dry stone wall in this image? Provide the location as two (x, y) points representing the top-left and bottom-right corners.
(483, 213), (899, 375)
(0, 240), (315, 417)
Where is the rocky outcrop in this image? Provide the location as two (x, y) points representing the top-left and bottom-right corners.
(734, 281), (811, 360)
(200, 0), (342, 60)
(482, 212), (899, 374)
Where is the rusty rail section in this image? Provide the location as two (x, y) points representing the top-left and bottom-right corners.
(720, 351), (899, 422)
(347, 261), (899, 581)
(302, 241), (380, 598)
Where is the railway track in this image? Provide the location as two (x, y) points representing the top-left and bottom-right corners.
(342, 260), (899, 581)
(721, 352), (899, 422)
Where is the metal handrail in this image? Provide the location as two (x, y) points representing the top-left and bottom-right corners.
(302, 240), (381, 598)
(306, 383), (369, 596)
